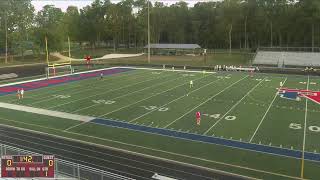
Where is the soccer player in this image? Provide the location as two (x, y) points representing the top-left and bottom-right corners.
(250, 70), (254, 77)
(196, 111), (201, 125)
(17, 89), (20, 100)
(20, 88), (24, 99)
(280, 81), (283, 87)
(100, 73), (103, 80)
(190, 80), (193, 88)
(85, 55), (91, 69)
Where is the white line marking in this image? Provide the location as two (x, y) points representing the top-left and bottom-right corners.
(72, 73), (181, 113)
(6, 68), (146, 103)
(98, 74), (210, 118)
(0, 66), (119, 88)
(0, 116), (315, 180)
(249, 78), (288, 142)
(0, 102), (93, 122)
(203, 77), (267, 135)
(0, 129), (213, 180)
(49, 72), (176, 110)
(164, 75), (248, 128)
(129, 75), (219, 122)
(64, 121), (88, 131)
(123, 66), (216, 74)
(301, 75), (309, 178)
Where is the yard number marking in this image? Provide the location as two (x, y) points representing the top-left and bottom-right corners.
(53, 95), (71, 99)
(182, 74), (195, 77)
(289, 123), (320, 132)
(203, 113), (236, 121)
(92, 99), (116, 105)
(152, 72), (161, 74)
(141, 106), (169, 112)
(217, 76), (231, 79)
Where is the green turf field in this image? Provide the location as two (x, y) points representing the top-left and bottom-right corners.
(0, 67), (319, 179)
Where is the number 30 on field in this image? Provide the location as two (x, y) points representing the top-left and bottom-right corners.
(289, 123), (320, 132)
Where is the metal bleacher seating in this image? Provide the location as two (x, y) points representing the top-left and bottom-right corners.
(253, 51), (320, 67)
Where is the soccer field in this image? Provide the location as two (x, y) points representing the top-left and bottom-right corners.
(0, 67), (319, 179)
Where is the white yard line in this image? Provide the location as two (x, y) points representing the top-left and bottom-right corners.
(164, 75), (248, 128)
(129, 75), (220, 123)
(99, 74), (212, 119)
(203, 77), (267, 135)
(300, 75), (309, 179)
(27, 70), (150, 106)
(0, 102), (93, 122)
(249, 77), (288, 143)
(64, 121), (92, 131)
(72, 73), (183, 113)
(48, 72), (176, 109)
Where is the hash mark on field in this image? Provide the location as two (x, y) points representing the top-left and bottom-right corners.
(203, 77), (267, 135)
(164, 75), (248, 128)
(249, 78), (288, 143)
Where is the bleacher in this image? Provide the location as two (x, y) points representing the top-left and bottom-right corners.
(253, 51), (320, 67)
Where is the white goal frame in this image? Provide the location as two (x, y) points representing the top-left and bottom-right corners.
(46, 63), (73, 78)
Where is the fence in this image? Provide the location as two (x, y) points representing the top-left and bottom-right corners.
(0, 144), (134, 180)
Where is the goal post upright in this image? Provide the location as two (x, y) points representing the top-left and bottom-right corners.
(45, 35), (49, 65)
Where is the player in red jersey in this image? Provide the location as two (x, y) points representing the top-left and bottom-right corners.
(196, 111), (201, 125)
(85, 55), (91, 69)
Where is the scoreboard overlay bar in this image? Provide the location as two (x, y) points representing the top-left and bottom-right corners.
(1, 155), (54, 178)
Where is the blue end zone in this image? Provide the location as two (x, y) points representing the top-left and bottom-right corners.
(91, 118), (320, 162)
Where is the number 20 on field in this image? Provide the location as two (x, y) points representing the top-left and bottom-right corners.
(289, 123), (320, 132)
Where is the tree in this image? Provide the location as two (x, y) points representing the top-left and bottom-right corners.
(34, 5), (64, 53)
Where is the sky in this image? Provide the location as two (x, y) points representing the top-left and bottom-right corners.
(31, 0), (216, 12)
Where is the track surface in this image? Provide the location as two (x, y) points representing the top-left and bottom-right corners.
(0, 126), (247, 180)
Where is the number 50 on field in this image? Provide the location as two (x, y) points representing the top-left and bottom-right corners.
(289, 123), (320, 132)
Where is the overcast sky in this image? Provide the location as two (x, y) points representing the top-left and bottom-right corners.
(31, 0), (217, 12)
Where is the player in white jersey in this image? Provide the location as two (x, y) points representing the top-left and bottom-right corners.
(17, 89), (20, 99)
(20, 88), (24, 99)
(190, 80), (193, 88)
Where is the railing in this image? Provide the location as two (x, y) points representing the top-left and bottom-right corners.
(0, 144), (135, 180)
(259, 47), (320, 52)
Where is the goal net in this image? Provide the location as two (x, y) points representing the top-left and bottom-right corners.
(46, 63), (73, 78)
